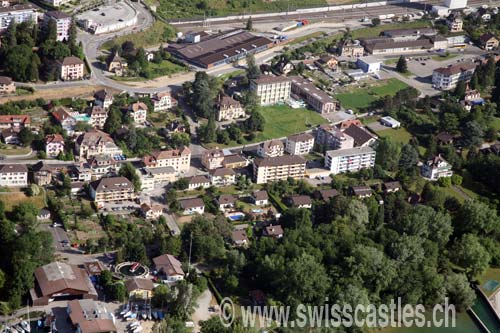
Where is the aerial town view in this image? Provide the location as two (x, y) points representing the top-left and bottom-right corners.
(1, 0), (500, 331)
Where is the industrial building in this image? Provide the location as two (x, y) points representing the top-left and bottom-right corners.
(167, 30), (274, 68)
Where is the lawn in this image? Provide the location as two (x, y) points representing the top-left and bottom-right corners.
(101, 21), (176, 50)
(492, 117), (500, 131)
(432, 53), (459, 61)
(351, 20), (431, 39)
(0, 146), (32, 156)
(111, 60), (187, 81)
(0, 192), (45, 212)
(335, 79), (408, 112)
(205, 105), (327, 148)
(154, 0), (327, 19)
(375, 127), (412, 144)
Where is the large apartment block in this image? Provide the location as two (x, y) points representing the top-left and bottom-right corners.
(0, 4), (38, 32)
(89, 177), (136, 208)
(325, 146), (376, 175)
(43, 11), (71, 42)
(0, 164), (28, 187)
(253, 155), (306, 184)
(289, 76), (337, 114)
(432, 62), (476, 90)
(250, 76), (291, 105)
(142, 147), (191, 173)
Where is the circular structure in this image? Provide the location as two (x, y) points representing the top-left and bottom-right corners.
(77, 1), (138, 35)
(115, 261), (149, 278)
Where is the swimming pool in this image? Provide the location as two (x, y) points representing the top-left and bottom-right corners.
(228, 212), (245, 221)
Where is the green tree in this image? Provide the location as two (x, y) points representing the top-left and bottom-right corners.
(4, 45), (33, 82)
(245, 54), (260, 80)
(396, 55), (408, 73)
(119, 162), (141, 192)
(103, 108), (122, 135)
(444, 273), (476, 311)
(376, 137), (401, 171)
(454, 80), (466, 100)
(18, 127), (34, 145)
(5, 20), (17, 47)
(451, 233), (491, 278)
(371, 17), (381, 26)
(246, 16), (253, 31)
(152, 284), (170, 308)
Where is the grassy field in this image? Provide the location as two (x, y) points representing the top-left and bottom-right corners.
(289, 31), (325, 45)
(101, 21), (175, 50)
(0, 192), (45, 212)
(111, 60), (186, 81)
(350, 20), (431, 39)
(0, 146), (32, 155)
(335, 79), (408, 112)
(375, 127), (412, 144)
(254, 105), (327, 141)
(154, 0), (327, 19)
(206, 105), (327, 148)
(492, 117), (500, 131)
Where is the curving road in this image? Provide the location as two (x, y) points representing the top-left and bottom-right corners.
(15, 0), (500, 95)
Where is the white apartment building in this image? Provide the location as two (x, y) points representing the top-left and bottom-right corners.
(253, 155), (306, 184)
(45, 134), (65, 158)
(285, 133), (315, 155)
(129, 102), (148, 125)
(152, 91), (177, 112)
(421, 155), (453, 180)
(209, 168), (236, 187)
(59, 56), (84, 81)
(0, 164), (28, 187)
(315, 124), (355, 151)
(89, 177), (136, 208)
(432, 62), (476, 90)
(43, 11), (71, 42)
(87, 106), (108, 129)
(142, 147), (191, 173)
(0, 4), (39, 33)
(325, 146), (376, 175)
(257, 140), (284, 158)
(201, 149), (224, 170)
(75, 129), (122, 160)
(250, 76), (291, 105)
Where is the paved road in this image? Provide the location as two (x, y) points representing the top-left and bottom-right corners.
(44, 224), (71, 252)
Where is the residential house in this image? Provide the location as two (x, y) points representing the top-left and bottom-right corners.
(231, 229), (249, 247)
(479, 33), (499, 50)
(252, 190), (269, 206)
(325, 146), (376, 175)
(124, 278), (154, 299)
(222, 154), (248, 169)
(421, 154), (453, 180)
(128, 102), (148, 125)
(179, 198), (205, 215)
(0, 76), (15, 94)
(0, 164), (28, 187)
(217, 194), (236, 211)
(93, 89), (113, 110)
(436, 132), (454, 145)
(32, 161), (56, 186)
(1, 128), (19, 145)
(152, 254), (185, 282)
(285, 133), (314, 155)
(142, 147), (191, 172)
(43, 11), (70, 42)
(339, 40), (364, 57)
(75, 129), (122, 160)
(315, 124), (355, 151)
(351, 185), (372, 198)
(253, 155), (306, 184)
(52, 108), (76, 134)
(88, 155), (120, 178)
(152, 91), (177, 112)
(446, 13), (463, 32)
(432, 62), (476, 90)
(107, 53), (127, 75)
(383, 181), (401, 193)
(343, 125), (376, 147)
(201, 149), (225, 170)
(140, 167), (177, 189)
(59, 56), (84, 81)
(216, 94), (245, 121)
(210, 168), (236, 187)
(263, 224), (284, 239)
(89, 177), (136, 208)
(257, 140), (284, 158)
(250, 75), (291, 105)
(315, 55), (338, 70)
(315, 188), (338, 202)
(140, 203), (163, 220)
(187, 175), (211, 190)
(287, 195), (312, 209)
(68, 165), (92, 182)
(67, 299), (117, 333)
(289, 76), (338, 114)
(45, 134), (65, 158)
(86, 106), (108, 129)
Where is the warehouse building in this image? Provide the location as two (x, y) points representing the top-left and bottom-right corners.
(167, 30), (274, 68)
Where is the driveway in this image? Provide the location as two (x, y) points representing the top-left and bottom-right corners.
(44, 224), (70, 251)
(192, 289), (217, 331)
